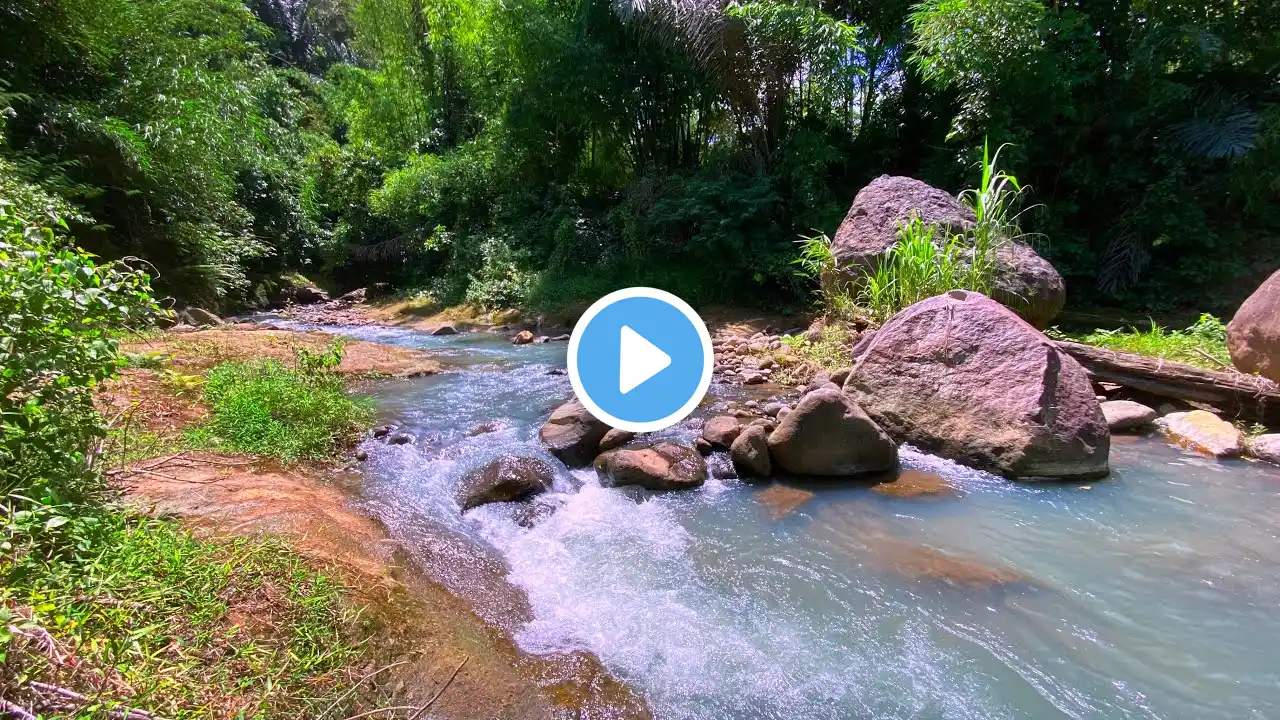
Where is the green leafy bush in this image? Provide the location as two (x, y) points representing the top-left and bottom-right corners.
(0, 202), (163, 507)
(190, 349), (372, 462)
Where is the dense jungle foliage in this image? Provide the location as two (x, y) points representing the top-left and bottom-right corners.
(1, 0), (1277, 313)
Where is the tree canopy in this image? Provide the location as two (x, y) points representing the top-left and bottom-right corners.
(2, 0), (1276, 312)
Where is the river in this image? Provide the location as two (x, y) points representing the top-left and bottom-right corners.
(265, 319), (1280, 719)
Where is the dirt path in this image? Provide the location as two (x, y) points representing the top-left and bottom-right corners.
(121, 453), (650, 720)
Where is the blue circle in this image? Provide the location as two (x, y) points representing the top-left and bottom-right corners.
(574, 295), (708, 426)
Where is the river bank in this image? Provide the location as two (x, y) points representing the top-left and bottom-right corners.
(91, 324), (652, 719)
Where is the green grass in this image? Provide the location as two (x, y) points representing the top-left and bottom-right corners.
(1050, 313), (1231, 370)
(2, 513), (372, 719)
(187, 359), (372, 463)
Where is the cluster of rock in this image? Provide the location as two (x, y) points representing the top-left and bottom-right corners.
(510, 330), (571, 345)
(711, 331), (797, 386)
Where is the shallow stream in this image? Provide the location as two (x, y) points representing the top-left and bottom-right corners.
(268, 319), (1280, 719)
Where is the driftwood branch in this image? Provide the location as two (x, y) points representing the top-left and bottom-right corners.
(1054, 341), (1280, 424)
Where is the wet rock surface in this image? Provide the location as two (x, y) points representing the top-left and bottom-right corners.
(458, 456), (557, 510)
(539, 398), (611, 466)
(595, 442), (708, 491)
(767, 388), (898, 476)
(1157, 410), (1243, 458)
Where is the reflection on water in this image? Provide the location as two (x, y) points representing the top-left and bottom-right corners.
(266, 317), (1280, 719)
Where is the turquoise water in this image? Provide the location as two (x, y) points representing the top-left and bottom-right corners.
(264, 318), (1280, 719)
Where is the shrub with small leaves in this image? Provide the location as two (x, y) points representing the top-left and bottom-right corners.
(0, 201), (165, 506)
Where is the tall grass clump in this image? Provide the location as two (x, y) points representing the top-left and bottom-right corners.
(190, 342), (372, 462)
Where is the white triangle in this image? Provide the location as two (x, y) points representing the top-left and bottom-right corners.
(619, 325), (671, 395)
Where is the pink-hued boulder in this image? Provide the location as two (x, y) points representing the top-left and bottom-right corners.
(843, 290), (1110, 480)
(1227, 269), (1280, 382)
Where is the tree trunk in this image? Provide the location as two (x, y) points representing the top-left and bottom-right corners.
(1054, 341), (1280, 425)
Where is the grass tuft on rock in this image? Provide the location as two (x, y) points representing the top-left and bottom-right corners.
(188, 347), (372, 463)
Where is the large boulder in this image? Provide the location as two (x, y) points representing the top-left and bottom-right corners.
(829, 175), (1065, 328)
(594, 442), (707, 491)
(539, 398), (611, 466)
(766, 389), (898, 476)
(1155, 411), (1242, 458)
(457, 456), (556, 511)
(844, 290), (1110, 480)
(1227, 269), (1280, 382)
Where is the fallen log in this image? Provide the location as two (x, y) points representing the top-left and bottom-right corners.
(1054, 341), (1280, 425)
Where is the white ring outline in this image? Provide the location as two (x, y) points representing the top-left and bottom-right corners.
(567, 286), (713, 433)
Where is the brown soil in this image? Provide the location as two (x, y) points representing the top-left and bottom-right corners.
(871, 470), (957, 499)
(96, 369), (209, 436)
(121, 453), (650, 720)
(123, 327), (443, 377)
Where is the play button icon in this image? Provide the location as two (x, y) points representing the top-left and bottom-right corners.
(568, 287), (712, 432)
(618, 326), (671, 394)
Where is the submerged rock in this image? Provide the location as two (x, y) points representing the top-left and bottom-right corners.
(469, 420), (509, 436)
(1249, 434), (1280, 465)
(767, 388), (898, 476)
(702, 416), (742, 449)
(845, 291), (1110, 480)
(1227, 269), (1280, 382)
(388, 433), (412, 445)
(539, 398), (611, 466)
(458, 456), (556, 511)
(431, 324), (458, 336)
(871, 470), (956, 499)
(754, 484), (815, 520)
(730, 425), (771, 477)
(595, 442), (707, 491)
(1156, 411), (1243, 458)
(1101, 400), (1158, 432)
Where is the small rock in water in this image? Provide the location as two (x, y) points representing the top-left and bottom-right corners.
(599, 427), (637, 452)
(469, 420), (509, 436)
(458, 456), (556, 511)
(695, 437), (713, 455)
(745, 400), (759, 409)
(742, 373), (766, 385)
(372, 425), (391, 438)
(730, 425), (771, 477)
(549, 334), (571, 342)
(431, 324), (458, 336)
(1247, 434), (1280, 465)
(535, 335), (551, 344)
(1155, 411), (1243, 458)
(545, 368), (568, 376)
(1100, 400), (1157, 432)
(767, 389), (897, 476)
(702, 416), (743, 449)
(595, 442), (707, 491)
(388, 433), (412, 445)
(512, 330), (535, 345)
(355, 448), (368, 461)
(540, 398), (611, 466)
(763, 402), (786, 417)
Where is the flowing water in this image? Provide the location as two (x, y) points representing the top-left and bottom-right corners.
(266, 318), (1280, 719)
